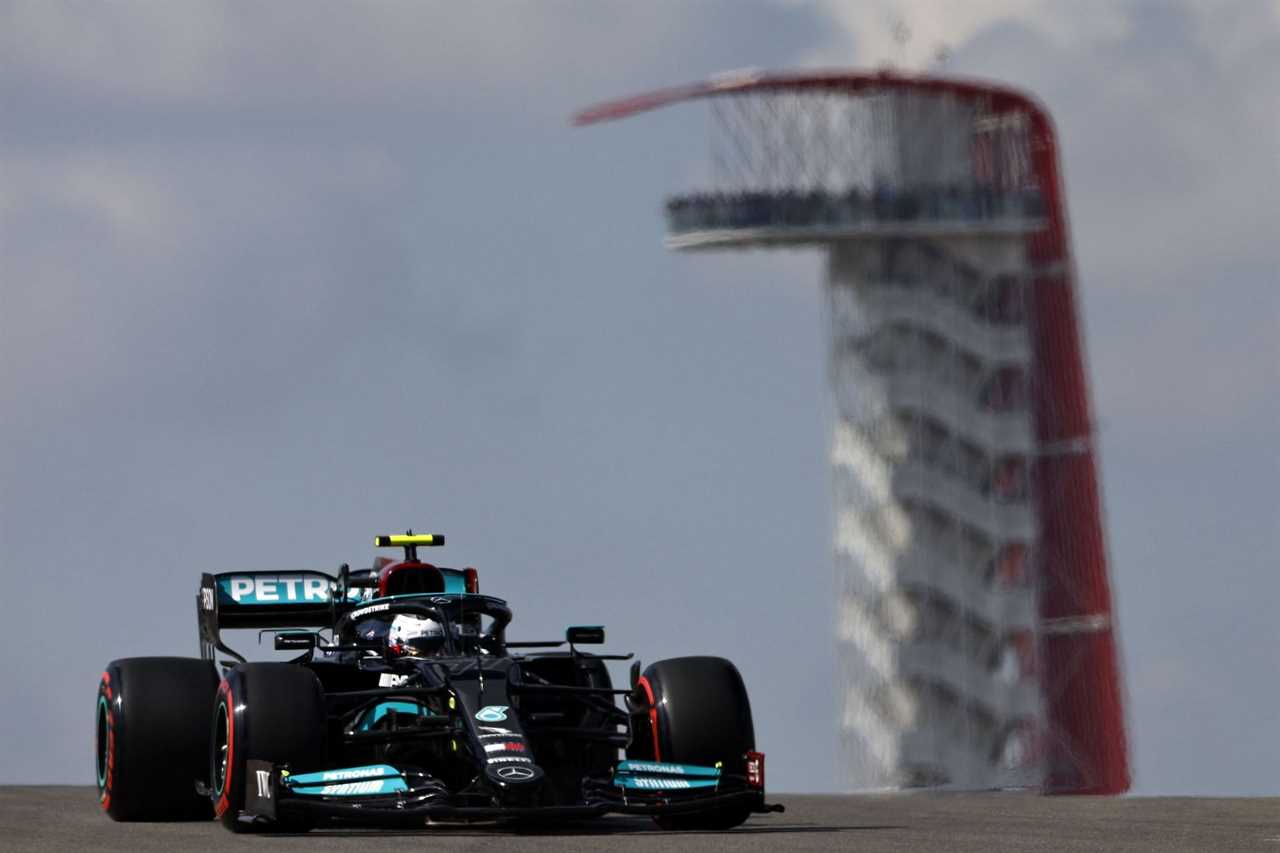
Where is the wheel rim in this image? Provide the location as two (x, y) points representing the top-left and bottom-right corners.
(212, 699), (230, 797)
(95, 695), (110, 790)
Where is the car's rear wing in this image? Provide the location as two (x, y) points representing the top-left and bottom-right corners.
(198, 571), (338, 663)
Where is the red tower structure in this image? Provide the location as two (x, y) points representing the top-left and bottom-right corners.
(577, 70), (1129, 794)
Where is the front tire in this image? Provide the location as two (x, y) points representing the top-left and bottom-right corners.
(211, 663), (326, 832)
(95, 657), (219, 821)
(629, 656), (756, 830)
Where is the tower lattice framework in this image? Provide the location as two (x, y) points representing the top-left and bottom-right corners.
(577, 71), (1129, 794)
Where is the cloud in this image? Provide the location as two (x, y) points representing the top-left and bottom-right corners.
(0, 142), (411, 416)
(1, 2), (229, 99)
(0, 2), (718, 116)
(796, 0), (1130, 69)
(0, 0), (827, 422)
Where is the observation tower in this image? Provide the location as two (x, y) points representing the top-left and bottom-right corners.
(576, 70), (1128, 794)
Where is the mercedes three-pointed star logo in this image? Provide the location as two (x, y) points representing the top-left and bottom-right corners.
(496, 765), (536, 781)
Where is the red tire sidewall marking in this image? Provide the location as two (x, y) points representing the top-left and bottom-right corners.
(214, 680), (235, 817)
(637, 675), (660, 762)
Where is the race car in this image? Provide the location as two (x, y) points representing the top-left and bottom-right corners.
(94, 533), (781, 831)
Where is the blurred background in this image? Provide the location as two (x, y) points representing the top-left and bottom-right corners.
(1, 1), (1276, 794)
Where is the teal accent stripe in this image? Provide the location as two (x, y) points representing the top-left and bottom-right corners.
(616, 760), (721, 778)
(286, 764), (408, 797)
(355, 701), (431, 732)
(95, 696), (109, 787)
(615, 776), (720, 791)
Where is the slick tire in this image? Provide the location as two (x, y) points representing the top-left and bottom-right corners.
(95, 657), (220, 821)
(630, 656), (755, 831)
(211, 663), (326, 832)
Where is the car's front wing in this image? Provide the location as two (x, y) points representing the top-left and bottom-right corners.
(241, 759), (784, 827)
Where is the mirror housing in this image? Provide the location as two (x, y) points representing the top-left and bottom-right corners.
(566, 625), (605, 645)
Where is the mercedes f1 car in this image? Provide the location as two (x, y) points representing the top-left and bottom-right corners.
(95, 533), (781, 831)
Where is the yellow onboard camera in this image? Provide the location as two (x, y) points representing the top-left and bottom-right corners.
(374, 532), (445, 561)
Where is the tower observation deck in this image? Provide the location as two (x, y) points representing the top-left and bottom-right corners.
(577, 70), (1128, 794)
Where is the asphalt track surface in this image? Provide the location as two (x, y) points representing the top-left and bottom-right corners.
(2, 787), (1277, 852)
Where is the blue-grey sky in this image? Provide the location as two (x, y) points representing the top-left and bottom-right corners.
(2, 1), (1276, 794)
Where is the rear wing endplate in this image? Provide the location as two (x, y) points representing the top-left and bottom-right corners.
(198, 571), (338, 663)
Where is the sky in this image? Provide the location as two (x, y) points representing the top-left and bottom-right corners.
(2, 1), (1277, 795)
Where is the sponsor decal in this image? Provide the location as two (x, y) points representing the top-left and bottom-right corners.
(614, 776), (720, 791)
(484, 741), (527, 753)
(477, 725), (511, 735)
(320, 767), (387, 781)
(255, 770), (271, 799)
(200, 588), (214, 611)
(616, 760), (720, 778)
(746, 751), (764, 789)
(218, 574), (330, 605)
(485, 756), (533, 764)
(625, 762), (680, 774)
(350, 602), (391, 619)
(318, 781), (385, 795)
(613, 760), (722, 792)
(496, 765), (536, 781)
(429, 596), (452, 604)
(288, 764), (408, 797)
(632, 777), (690, 789)
(475, 705), (509, 722)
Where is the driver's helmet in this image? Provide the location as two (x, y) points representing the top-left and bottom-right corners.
(387, 614), (446, 658)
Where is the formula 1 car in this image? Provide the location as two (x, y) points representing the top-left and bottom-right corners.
(95, 533), (780, 831)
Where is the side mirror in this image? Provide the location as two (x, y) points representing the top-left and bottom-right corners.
(274, 631), (317, 651)
(566, 625), (605, 645)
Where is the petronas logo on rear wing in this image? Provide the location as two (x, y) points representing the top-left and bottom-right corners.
(215, 573), (333, 605)
(198, 570), (339, 663)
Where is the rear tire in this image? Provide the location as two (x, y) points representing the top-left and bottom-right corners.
(95, 657), (219, 821)
(629, 656), (756, 830)
(211, 663), (326, 832)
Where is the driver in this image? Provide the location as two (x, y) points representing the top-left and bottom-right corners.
(387, 613), (447, 658)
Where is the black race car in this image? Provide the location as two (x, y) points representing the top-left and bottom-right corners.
(95, 533), (781, 831)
